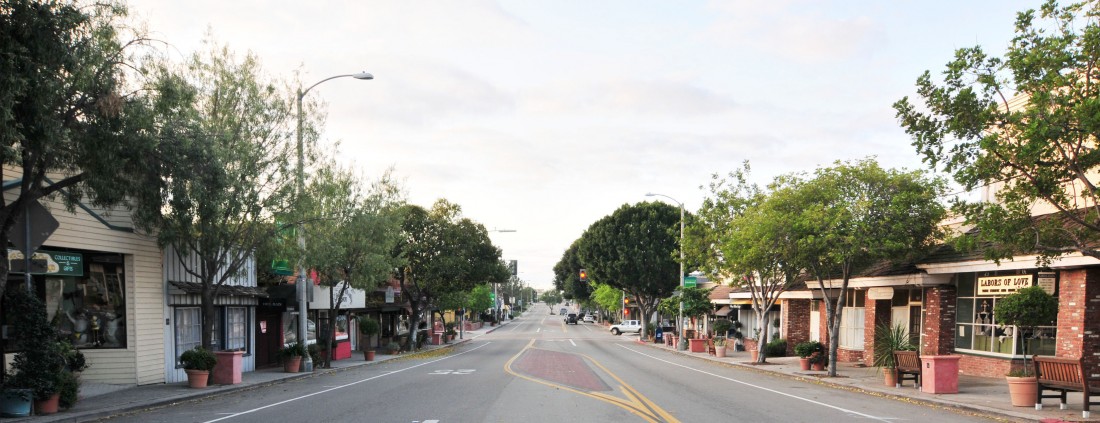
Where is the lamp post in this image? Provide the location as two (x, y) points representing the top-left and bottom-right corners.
(295, 71), (373, 372)
(646, 192), (686, 351)
(488, 229), (516, 323)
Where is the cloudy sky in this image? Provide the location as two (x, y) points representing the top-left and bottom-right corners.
(128, 0), (1037, 290)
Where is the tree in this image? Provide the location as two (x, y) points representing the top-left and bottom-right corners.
(894, 0), (1100, 264)
(576, 202), (680, 338)
(795, 159), (946, 375)
(657, 286), (712, 333)
(299, 163), (404, 368)
(134, 40), (298, 350)
(690, 163), (796, 363)
(0, 0), (155, 302)
(391, 200), (509, 351)
(539, 289), (563, 308)
(590, 283), (622, 320)
(552, 241), (592, 301)
(468, 284), (494, 318)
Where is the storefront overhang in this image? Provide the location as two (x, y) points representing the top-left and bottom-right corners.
(806, 273), (950, 289)
(714, 305), (732, 316)
(917, 253), (1100, 274)
(168, 280), (269, 306)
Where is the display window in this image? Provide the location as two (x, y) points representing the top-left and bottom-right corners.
(5, 250), (127, 349)
(955, 271), (1057, 356)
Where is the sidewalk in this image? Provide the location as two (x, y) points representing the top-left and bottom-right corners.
(638, 338), (1086, 423)
(13, 321), (508, 423)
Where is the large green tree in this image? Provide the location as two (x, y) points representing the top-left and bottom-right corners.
(894, 0), (1100, 263)
(0, 0), (155, 300)
(391, 200), (508, 351)
(552, 241), (592, 301)
(134, 40), (299, 350)
(300, 164), (404, 368)
(795, 159), (946, 375)
(576, 202), (680, 338)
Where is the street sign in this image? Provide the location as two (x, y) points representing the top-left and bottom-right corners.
(10, 200), (58, 254)
(684, 276), (697, 288)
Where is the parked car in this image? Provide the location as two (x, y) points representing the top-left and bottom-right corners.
(565, 313), (578, 325)
(560, 308), (568, 315)
(582, 315), (595, 323)
(610, 320), (642, 335)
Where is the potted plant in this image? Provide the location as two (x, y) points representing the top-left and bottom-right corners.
(731, 321), (745, 352)
(280, 342), (306, 372)
(714, 336), (727, 358)
(179, 346), (217, 388)
(873, 322), (913, 386)
(995, 285), (1058, 406)
(383, 341), (400, 355)
(359, 317), (380, 361)
(445, 322), (457, 342)
(809, 347), (828, 371)
(794, 341), (824, 371)
(4, 287), (67, 414)
(712, 320), (732, 338)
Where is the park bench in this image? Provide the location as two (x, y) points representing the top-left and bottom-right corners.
(893, 350), (921, 389)
(1033, 355), (1100, 418)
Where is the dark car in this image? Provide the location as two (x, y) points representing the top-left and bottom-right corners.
(565, 313), (578, 325)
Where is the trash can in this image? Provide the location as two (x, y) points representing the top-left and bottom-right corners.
(920, 355), (961, 394)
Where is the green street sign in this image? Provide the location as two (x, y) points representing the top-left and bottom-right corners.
(684, 276), (697, 288)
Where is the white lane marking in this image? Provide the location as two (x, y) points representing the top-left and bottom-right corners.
(201, 342), (492, 423)
(537, 328), (542, 333)
(570, 339), (577, 347)
(618, 345), (894, 423)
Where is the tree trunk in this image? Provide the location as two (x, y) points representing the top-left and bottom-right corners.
(201, 288), (215, 351)
(755, 308), (770, 363)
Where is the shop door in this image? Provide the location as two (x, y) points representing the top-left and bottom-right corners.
(255, 310), (283, 368)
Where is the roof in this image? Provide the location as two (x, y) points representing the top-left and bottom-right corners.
(168, 281), (269, 297)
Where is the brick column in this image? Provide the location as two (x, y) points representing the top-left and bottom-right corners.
(783, 299), (810, 356)
(921, 285), (956, 356)
(1056, 268), (1100, 377)
(864, 298), (891, 366)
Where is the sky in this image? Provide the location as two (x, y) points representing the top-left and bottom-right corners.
(126, 0), (1039, 291)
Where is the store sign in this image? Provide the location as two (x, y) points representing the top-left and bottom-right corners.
(385, 286), (395, 304)
(684, 276), (697, 288)
(8, 249), (83, 276)
(977, 274), (1032, 295)
(867, 287), (894, 300)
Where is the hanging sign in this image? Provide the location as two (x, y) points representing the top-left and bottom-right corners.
(977, 275), (1032, 295)
(867, 287), (894, 300)
(8, 249), (83, 276)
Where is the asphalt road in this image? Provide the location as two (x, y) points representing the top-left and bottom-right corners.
(103, 304), (997, 423)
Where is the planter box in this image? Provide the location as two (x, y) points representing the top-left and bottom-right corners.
(689, 338), (706, 353)
(920, 355), (960, 394)
(0, 389), (31, 418)
(332, 340), (352, 361)
(212, 350), (243, 385)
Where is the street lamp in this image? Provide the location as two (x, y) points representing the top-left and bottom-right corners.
(646, 192), (686, 351)
(488, 229), (516, 324)
(295, 71), (373, 372)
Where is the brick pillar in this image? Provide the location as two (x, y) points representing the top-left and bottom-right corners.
(1056, 268), (1100, 377)
(783, 299), (811, 356)
(864, 298), (892, 366)
(921, 285), (956, 356)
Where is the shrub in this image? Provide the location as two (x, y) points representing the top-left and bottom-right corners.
(712, 320), (732, 337)
(179, 347), (217, 371)
(280, 342), (306, 359)
(307, 343), (324, 364)
(764, 338), (787, 357)
(794, 341), (824, 358)
(57, 371), (79, 409)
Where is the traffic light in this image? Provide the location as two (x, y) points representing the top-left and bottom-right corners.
(623, 297), (630, 315)
(579, 269), (588, 281)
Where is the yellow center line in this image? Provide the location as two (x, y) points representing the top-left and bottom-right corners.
(503, 340), (679, 422)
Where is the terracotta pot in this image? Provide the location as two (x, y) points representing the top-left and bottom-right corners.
(884, 368), (897, 387)
(283, 356), (302, 373)
(812, 360), (825, 371)
(33, 393), (59, 415)
(185, 369), (210, 389)
(749, 349), (759, 362)
(799, 357), (811, 371)
(364, 350), (375, 361)
(715, 346), (727, 358)
(1006, 376), (1038, 407)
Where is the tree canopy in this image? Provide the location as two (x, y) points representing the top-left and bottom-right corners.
(894, 0), (1100, 263)
(576, 201), (680, 337)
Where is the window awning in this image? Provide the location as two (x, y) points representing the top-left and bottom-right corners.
(714, 305), (732, 316)
(168, 281), (270, 298)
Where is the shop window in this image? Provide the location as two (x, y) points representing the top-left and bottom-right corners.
(839, 290), (865, 349)
(225, 307), (247, 351)
(174, 307), (201, 365)
(8, 252), (128, 349)
(955, 271), (1057, 356)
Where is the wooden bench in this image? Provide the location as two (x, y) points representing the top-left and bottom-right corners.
(1033, 355), (1100, 418)
(706, 338), (716, 356)
(893, 350), (921, 389)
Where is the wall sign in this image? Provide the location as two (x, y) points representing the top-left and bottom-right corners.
(867, 287), (894, 300)
(1037, 272), (1057, 295)
(8, 249), (83, 276)
(977, 274), (1032, 295)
